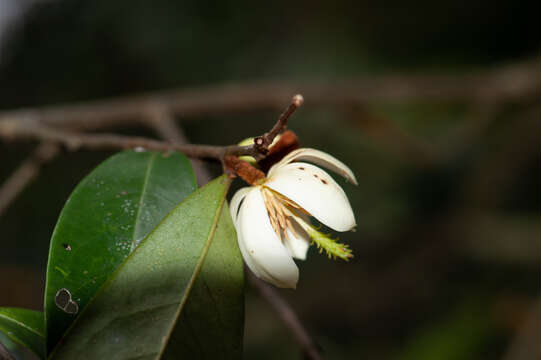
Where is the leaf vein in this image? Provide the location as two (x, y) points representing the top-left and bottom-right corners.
(131, 153), (157, 251)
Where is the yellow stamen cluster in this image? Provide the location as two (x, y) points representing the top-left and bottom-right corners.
(261, 187), (300, 242)
(261, 186), (353, 261)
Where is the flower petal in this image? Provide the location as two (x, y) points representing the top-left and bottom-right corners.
(229, 187), (252, 224)
(265, 162), (356, 232)
(237, 188), (299, 288)
(284, 216), (311, 260)
(268, 148), (358, 185)
(235, 220), (273, 281)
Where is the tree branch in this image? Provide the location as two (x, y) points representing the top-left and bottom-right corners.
(0, 95), (303, 165)
(248, 273), (323, 360)
(0, 120), (236, 159)
(0, 56), (540, 131)
(144, 108), (213, 185)
(253, 94), (303, 158)
(0, 142), (59, 218)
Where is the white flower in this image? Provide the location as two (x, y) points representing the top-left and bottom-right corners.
(230, 148), (357, 289)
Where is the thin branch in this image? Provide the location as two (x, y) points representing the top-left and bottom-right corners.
(248, 273), (323, 360)
(0, 56), (540, 131)
(253, 94), (303, 157)
(144, 108), (212, 185)
(0, 120), (250, 160)
(0, 142), (59, 218)
(0, 95), (302, 165)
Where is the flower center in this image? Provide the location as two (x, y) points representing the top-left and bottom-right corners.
(260, 186), (354, 261)
(260, 187), (302, 242)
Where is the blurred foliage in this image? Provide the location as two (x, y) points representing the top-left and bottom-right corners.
(1, 0), (541, 359)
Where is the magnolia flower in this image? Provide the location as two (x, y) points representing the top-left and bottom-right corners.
(230, 148), (357, 289)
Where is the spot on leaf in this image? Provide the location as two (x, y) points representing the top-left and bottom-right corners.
(55, 288), (79, 315)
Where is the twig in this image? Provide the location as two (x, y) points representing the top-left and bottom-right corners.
(248, 273), (323, 360)
(0, 56), (540, 131)
(0, 142), (59, 218)
(0, 119), (244, 159)
(0, 95), (303, 165)
(253, 94), (303, 158)
(145, 107), (212, 185)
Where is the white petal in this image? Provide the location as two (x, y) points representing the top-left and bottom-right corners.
(237, 188), (299, 288)
(268, 148), (358, 185)
(265, 162), (356, 232)
(235, 220), (272, 281)
(229, 187), (252, 224)
(284, 216), (310, 260)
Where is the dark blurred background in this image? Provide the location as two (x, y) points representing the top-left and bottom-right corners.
(1, 0), (541, 359)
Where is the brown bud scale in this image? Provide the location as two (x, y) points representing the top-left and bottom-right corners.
(258, 130), (300, 172)
(224, 155), (266, 185)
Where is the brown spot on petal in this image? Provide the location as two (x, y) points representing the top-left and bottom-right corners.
(313, 174), (318, 178)
(321, 179), (328, 185)
(298, 167), (305, 170)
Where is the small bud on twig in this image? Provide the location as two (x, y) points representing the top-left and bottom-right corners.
(292, 94), (304, 107)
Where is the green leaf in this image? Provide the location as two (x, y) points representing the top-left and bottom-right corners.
(44, 151), (196, 353)
(0, 308), (45, 358)
(162, 202), (244, 359)
(50, 176), (244, 359)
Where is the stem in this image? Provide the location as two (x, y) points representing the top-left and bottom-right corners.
(0, 95), (304, 165)
(253, 95), (303, 159)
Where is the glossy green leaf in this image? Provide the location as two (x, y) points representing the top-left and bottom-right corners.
(50, 176), (244, 359)
(0, 308), (45, 358)
(162, 203), (244, 359)
(44, 151), (196, 353)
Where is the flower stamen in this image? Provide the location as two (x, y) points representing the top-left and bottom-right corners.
(262, 187), (295, 242)
(261, 187), (353, 261)
(262, 189), (281, 237)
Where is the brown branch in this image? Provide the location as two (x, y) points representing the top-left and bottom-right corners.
(0, 120), (250, 160)
(0, 142), (59, 218)
(144, 108), (212, 185)
(0, 56), (540, 131)
(248, 273), (323, 360)
(0, 95), (303, 165)
(253, 94), (303, 158)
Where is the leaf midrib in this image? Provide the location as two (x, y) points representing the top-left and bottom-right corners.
(156, 177), (231, 359)
(131, 153), (156, 251)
